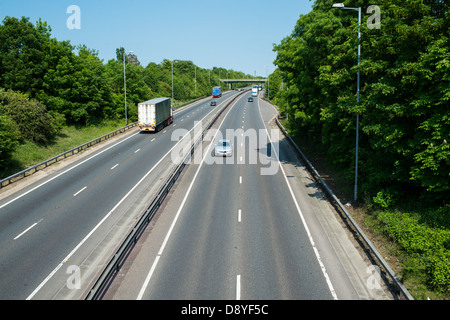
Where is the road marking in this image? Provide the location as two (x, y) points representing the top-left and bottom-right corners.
(239, 176), (242, 184)
(0, 132), (140, 210)
(25, 93), (241, 301)
(151, 138), (156, 142)
(14, 219), (43, 240)
(236, 275), (241, 300)
(238, 209), (241, 222)
(135, 149), (141, 153)
(73, 186), (87, 197)
(257, 97), (338, 300)
(111, 164), (119, 170)
(136, 93), (242, 300)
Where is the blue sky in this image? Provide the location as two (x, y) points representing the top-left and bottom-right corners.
(0, 0), (313, 77)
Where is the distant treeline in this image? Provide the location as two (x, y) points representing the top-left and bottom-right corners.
(268, 0), (449, 207)
(0, 16), (250, 166)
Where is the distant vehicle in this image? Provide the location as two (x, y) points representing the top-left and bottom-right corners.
(213, 86), (222, 98)
(210, 100), (216, 106)
(252, 86), (258, 97)
(214, 139), (233, 157)
(138, 97), (173, 132)
(248, 97), (254, 102)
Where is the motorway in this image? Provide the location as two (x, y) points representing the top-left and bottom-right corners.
(0, 89), (392, 300)
(105, 92), (391, 300)
(0, 91), (238, 299)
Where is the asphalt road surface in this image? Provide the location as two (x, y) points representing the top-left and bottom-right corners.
(0, 91), (239, 299)
(107, 91), (390, 300)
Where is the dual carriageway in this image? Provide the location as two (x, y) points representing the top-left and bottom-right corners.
(0, 90), (391, 300)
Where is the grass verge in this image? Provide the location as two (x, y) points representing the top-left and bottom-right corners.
(1, 119), (129, 179)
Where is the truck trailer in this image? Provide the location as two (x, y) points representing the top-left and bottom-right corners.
(212, 86), (222, 98)
(138, 97), (173, 132)
(252, 86), (258, 97)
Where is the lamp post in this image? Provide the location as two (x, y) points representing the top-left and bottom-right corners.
(172, 60), (180, 103)
(332, 3), (361, 203)
(123, 50), (134, 126)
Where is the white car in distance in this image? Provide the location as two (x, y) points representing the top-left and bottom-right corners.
(214, 139), (233, 157)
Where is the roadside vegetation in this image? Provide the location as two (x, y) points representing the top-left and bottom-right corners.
(271, 0), (449, 299)
(0, 16), (250, 177)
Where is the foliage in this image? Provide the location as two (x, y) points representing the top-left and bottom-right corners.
(273, 0), (449, 206)
(272, 0), (449, 296)
(0, 112), (19, 167)
(0, 16), (252, 168)
(0, 88), (59, 144)
(376, 208), (450, 294)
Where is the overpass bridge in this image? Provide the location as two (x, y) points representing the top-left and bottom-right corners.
(219, 78), (267, 89)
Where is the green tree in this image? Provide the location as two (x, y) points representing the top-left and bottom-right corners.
(0, 88), (58, 144)
(273, 0), (450, 205)
(0, 17), (49, 95)
(0, 112), (19, 167)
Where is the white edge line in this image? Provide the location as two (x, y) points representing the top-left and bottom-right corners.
(26, 93), (238, 300)
(0, 132), (139, 210)
(257, 96), (338, 300)
(136, 94), (241, 300)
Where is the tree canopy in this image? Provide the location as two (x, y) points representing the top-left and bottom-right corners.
(271, 0), (449, 206)
(0, 16), (251, 167)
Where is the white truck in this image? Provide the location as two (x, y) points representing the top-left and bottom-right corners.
(252, 86), (258, 97)
(138, 97), (173, 132)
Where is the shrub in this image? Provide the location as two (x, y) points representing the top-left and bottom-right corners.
(377, 210), (450, 294)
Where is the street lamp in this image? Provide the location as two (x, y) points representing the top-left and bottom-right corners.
(123, 50), (134, 126)
(172, 60), (181, 103)
(332, 3), (361, 203)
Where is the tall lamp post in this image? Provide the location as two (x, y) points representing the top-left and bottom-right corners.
(332, 3), (361, 203)
(172, 60), (181, 103)
(123, 50), (134, 126)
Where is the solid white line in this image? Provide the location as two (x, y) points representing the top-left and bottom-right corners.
(73, 186), (87, 197)
(136, 94), (242, 300)
(236, 275), (241, 300)
(257, 97), (338, 300)
(137, 255), (160, 300)
(27, 93), (239, 301)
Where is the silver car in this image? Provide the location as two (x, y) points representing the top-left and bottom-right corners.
(214, 139), (233, 157)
